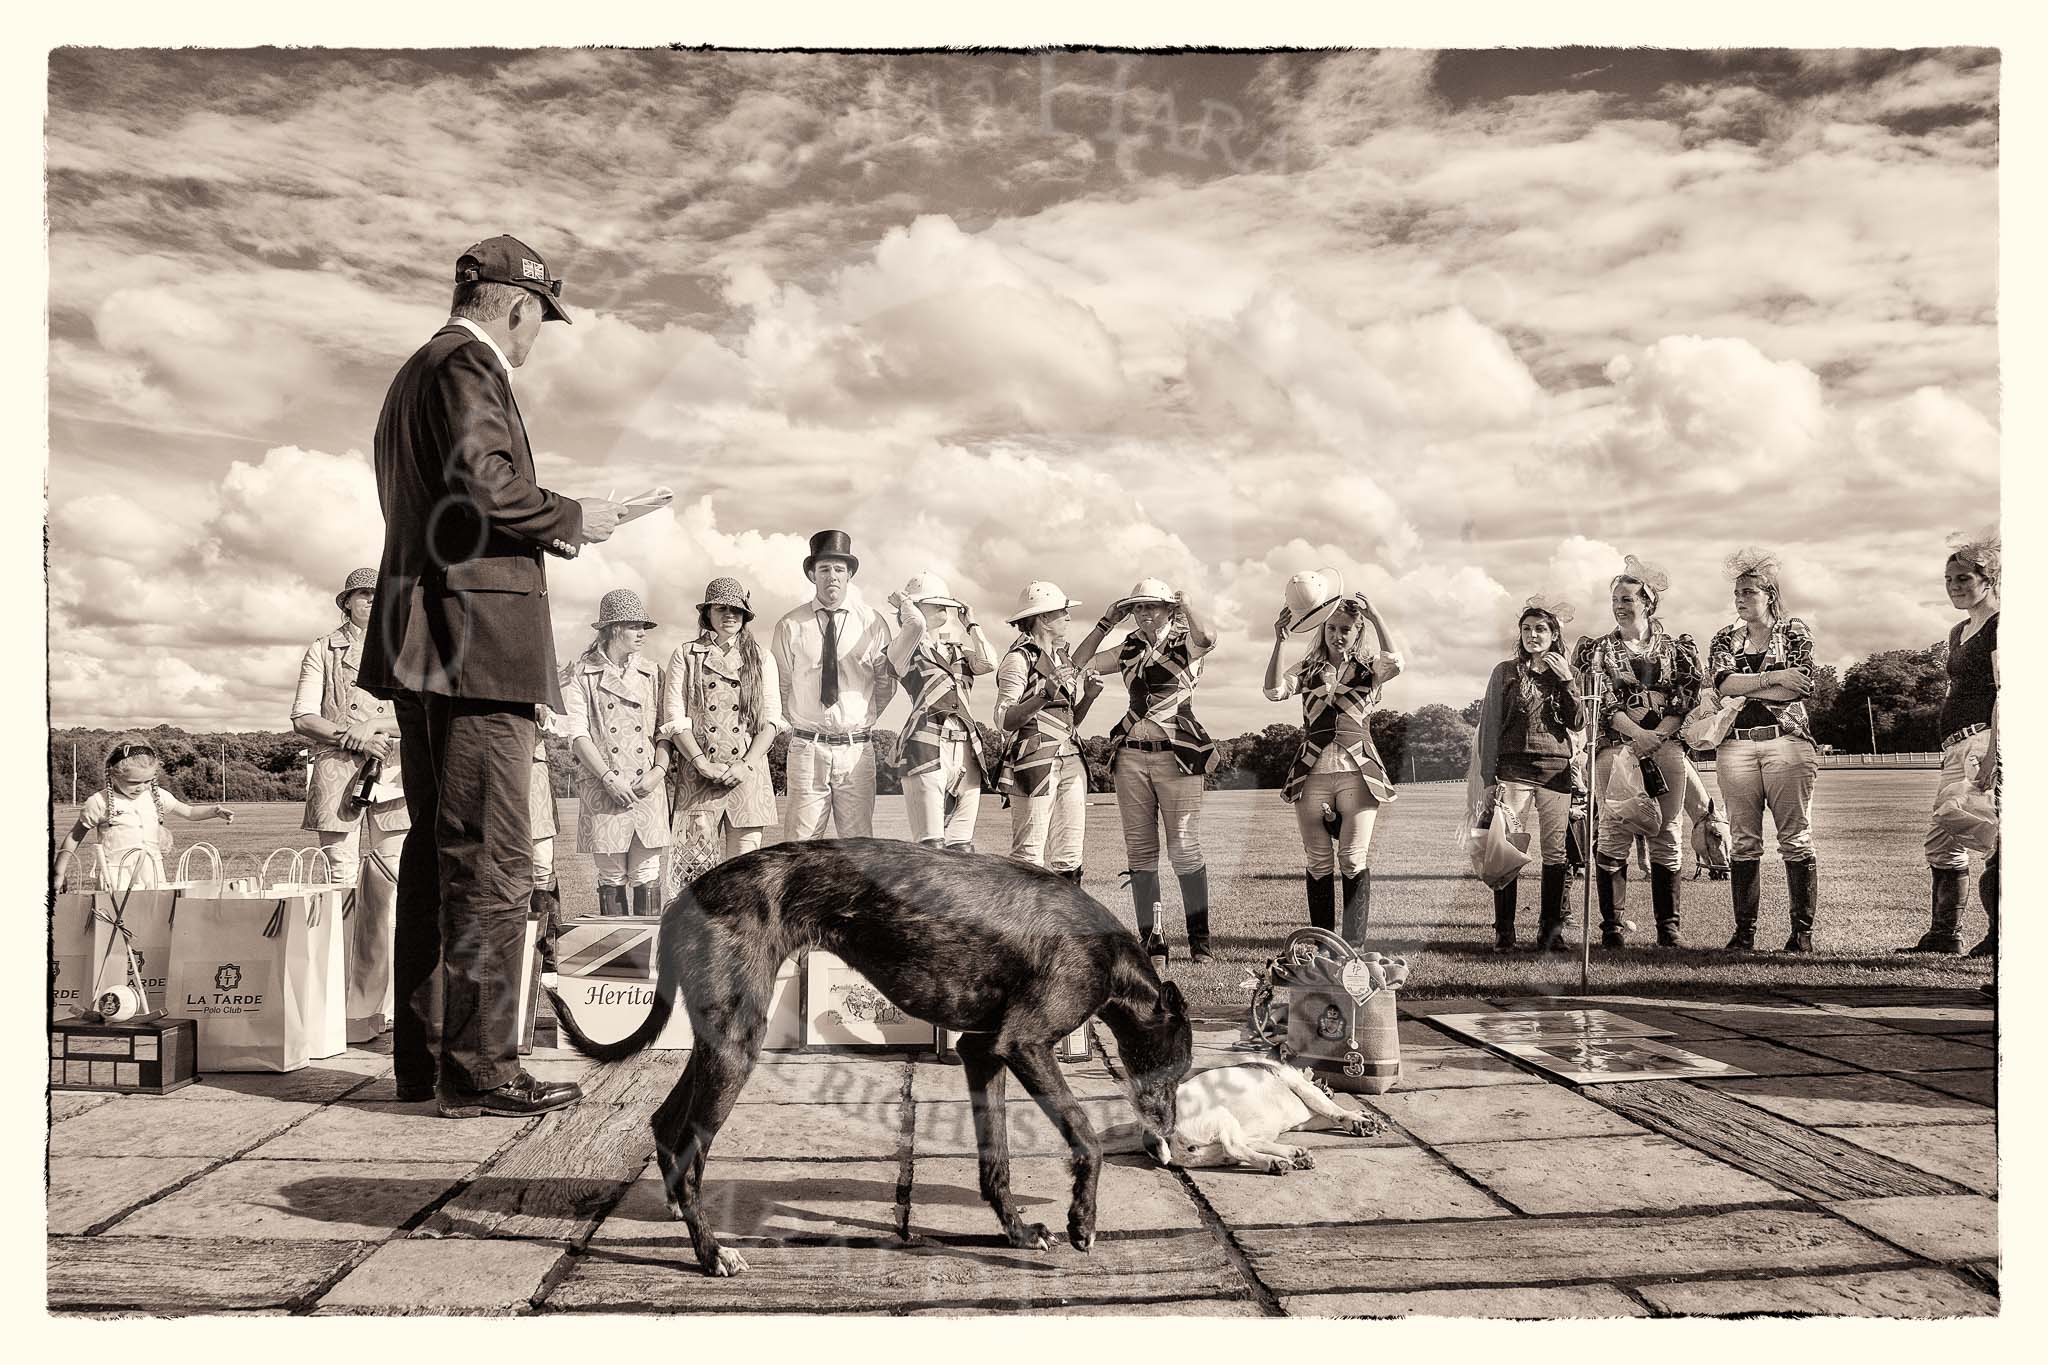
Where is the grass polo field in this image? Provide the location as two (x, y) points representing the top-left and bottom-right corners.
(53, 769), (1992, 1013)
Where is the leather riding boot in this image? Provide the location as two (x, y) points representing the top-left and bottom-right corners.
(1651, 865), (1682, 948)
(1491, 880), (1518, 952)
(532, 886), (562, 973)
(631, 883), (657, 919)
(1128, 869), (1161, 933)
(1305, 872), (1336, 933)
(1596, 865), (1627, 948)
(1535, 864), (1570, 952)
(1898, 868), (1966, 953)
(1970, 848), (1998, 957)
(1783, 857), (1817, 953)
(598, 884), (626, 918)
(1340, 869), (1371, 945)
(1177, 867), (1214, 963)
(1726, 858), (1761, 950)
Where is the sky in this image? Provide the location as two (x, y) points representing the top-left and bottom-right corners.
(43, 46), (2001, 739)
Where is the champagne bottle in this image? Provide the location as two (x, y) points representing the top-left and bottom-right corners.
(1321, 802), (1343, 840)
(339, 755), (382, 819)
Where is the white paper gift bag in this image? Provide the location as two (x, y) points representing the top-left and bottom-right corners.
(167, 895), (309, 1073)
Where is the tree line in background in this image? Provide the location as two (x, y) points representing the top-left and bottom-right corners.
(46, 641), (1956, 804)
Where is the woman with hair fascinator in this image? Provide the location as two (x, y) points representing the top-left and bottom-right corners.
(1571, 555), (1704, 949)
(1469, 593), (1586, 952)
(1897, 532), (2000, 958)
(1705, 549), (1821, 952)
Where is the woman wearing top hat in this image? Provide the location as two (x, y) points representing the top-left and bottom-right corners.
(563, 588), (671, 917)
(993, 581), (1104, 879)
(290, 566), (411, 1040)
(887, 571), (996, 851)
(660, 577), (784, 897)
(1262, 569), (1404, 943)
(1570, 555), (1703, 949)
(1073, 579), (1219, 962)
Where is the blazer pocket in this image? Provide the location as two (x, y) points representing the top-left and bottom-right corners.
(443, 558), (535, 593)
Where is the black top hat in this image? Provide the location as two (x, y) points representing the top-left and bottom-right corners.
(803, 529), (860, 577)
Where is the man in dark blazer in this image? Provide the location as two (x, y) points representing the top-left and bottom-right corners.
(362, 234), (624, 1118)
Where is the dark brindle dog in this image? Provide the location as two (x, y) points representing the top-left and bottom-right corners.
(548, 837), (1194, 1276)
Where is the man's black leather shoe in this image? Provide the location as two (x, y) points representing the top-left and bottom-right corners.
(437, 1072), (583, 1119)
(394, 1081), (436, 1103)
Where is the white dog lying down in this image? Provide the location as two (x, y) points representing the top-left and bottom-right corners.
(1101, 1055), (1384, 1174)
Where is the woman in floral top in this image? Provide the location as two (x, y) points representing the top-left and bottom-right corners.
(1570, 555), (1703, 949)
(1706, 550), (1820, 953)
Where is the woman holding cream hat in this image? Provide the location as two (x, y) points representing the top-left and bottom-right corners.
(1074, 578), (1219, 963)
(993, 581), (1103, 878)
(1262, 568), (1404, 943)
(888, 571), (997, 851)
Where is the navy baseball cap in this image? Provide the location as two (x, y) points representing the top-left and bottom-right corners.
(455, 234), (572, 324)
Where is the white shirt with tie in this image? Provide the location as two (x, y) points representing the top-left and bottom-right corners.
(771, 586), (897, 735)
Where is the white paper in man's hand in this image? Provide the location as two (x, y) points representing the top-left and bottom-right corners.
(617, 487), (675, 524)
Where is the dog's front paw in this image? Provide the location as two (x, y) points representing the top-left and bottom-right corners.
(706, 1246), (749, 1277)
(1260, 1156), (1290, 1175)
(1007, 1221), (1054, 1251)
(1342, 1115), (1383, 1138)
(1288, 1148), (1315, 1169)
(1068, 1219), (1095, 1253)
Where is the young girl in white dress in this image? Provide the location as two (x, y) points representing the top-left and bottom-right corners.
(54, 737), (234, 889)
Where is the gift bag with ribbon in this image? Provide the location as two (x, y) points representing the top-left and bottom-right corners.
(89, 877), (180, 1012)
(166, 892), (310, 1073)
(52, 847), (156, 1020)
(265, 848), (349, 1061)
(1604, 751), (1665, 838)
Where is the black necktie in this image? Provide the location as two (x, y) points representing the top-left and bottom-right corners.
(820, 610), (840, 708)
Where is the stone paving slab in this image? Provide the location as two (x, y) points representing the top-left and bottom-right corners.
(1436, 1134), (1799, 1215)
(1823, 1195), (2000, 1263)
(313, 1237), (568, 1314)
(1238, 1207), (1910, 1296)
(1949, 1032), (1996, 1049)
(1900, 1069), (1995, 1106)
(1666, 1004), (1898, 1037)
(164, 1064), (383, 1103)
(1634, 1266), (1998, 1318)
(47, 1156), (217, 1235)
(911, 1097), (1134, 1158)
(1390, 1048), (1545, 1090)
(545, 1231), (1241, 1312)
(594, 1161), (902, 1245)
(49, 1236), (372, 1313)
(108, 1158), (472, 1241)
(1366, 1083), (1647, 1146)
(1820, 1124), (1997, 1195)
(911, 1156), (1203, 1237)
(49, 1093), (117, 1122)
(1186, 1144), (1508, 1226)
(1810, 1003), (1994, 1033)
(1284, 1283), (1649, 1318)
(720, 1101), (906, 1160)
(421, 1084), (665, 1242)
(1705, 1074), (1990, 1128)
(1775, 1032), (1992, 1074)
(1670, 1038), (1856, 1077)
(48, 1095), (318, 1159)
(902, 1295), (1263, 1315)
(734, 1058), (907, 1106)
(249, 1103), (536, 1163)
(1534, 998), (1750, 1041)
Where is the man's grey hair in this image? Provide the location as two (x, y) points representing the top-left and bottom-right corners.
(450, 280), (530, 322)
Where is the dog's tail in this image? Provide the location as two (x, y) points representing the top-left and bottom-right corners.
(544, 913), (681, 1064)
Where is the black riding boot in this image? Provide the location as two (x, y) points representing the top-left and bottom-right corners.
(1177, 866), (1213, 963)
(1651, 865), (1682, 947)
(533, 885), (562, 973)
(631, 883), (657, 919)
(1059, 867), (1084, 885)
(1341, 869), (1371, 945)
(1726, 858), (1761, 950)
(599, 884), (627, 918)
(1128, 868), (1167, 961)
(1898, 868), (1966, 953)
(1491, 880), (1518, 952)
(1534, 864), (1569, 952)
(1783, 857), (1817, 953)
(1596, 864), (1628, 948)
(1970, 847), (1998, 957)
(1305, 872), (1336, 933)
